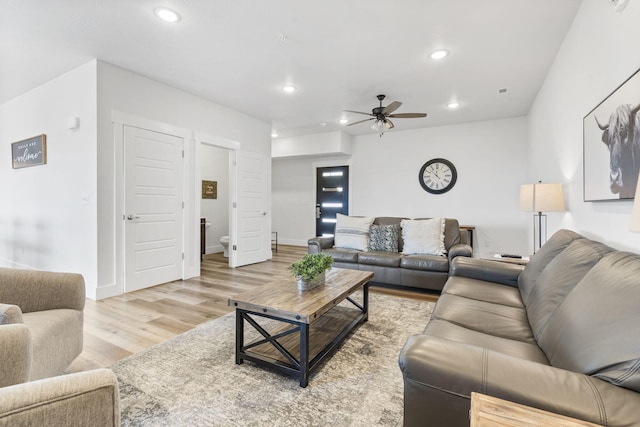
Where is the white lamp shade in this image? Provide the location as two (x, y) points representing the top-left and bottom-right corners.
(519, 183), (565, 212)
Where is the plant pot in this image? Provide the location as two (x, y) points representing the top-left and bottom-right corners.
(297, 272), (325, 291)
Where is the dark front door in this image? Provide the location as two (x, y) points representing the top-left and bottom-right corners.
(316, 166), (349, 237)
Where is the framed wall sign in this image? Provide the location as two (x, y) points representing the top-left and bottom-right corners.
(583, 68), (640, 201)
(12, 134), (47, 169)
(202, 180), (217, 199)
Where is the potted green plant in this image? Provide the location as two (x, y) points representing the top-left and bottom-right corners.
(288, 253), (334, 290)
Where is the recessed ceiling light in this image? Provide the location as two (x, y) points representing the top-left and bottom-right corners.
(447, 101), (460, 109)
(154, 7), (181, 23)
(429, 49), (449, 60)
(271, 132), (278, 138)
(282, 85), (297, 93)
(339, 119), (349, 124)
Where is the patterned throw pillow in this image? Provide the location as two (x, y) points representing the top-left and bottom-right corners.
(368, 224), (400, 252)
(334, 214), (374, 251)
(401, 218), (446, 256)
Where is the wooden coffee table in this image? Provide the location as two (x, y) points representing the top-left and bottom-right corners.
(228, 268), (374, 387)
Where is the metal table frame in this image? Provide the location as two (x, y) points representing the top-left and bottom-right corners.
(234, 283), (369, 387)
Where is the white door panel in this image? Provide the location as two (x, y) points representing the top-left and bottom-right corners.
(232, 151), (270, 267)
(124, 125), (183, 292)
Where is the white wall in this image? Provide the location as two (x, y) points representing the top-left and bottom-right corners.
(199, 144), (230, 253)
(272, 117), (530, 256)
(96, 61), (271, 299)
(0, 61), (98, 285)
(528, 0), (640, 252)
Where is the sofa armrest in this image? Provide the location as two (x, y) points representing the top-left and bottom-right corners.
(448, 243), (472, 262)
(0, 324), (32, 387)
(308, 237), (334, 254)
(449, 257), (523, 287)
(0, 303), (24, 325)
(0, 369), (120, 426)
(0, 268), (85, 313)
(399, 335), (640, 427)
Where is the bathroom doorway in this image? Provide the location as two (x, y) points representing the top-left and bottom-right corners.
(199, 143), (231, 258)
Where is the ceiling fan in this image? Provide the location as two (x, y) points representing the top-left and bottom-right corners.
(344, 94), (427, 136)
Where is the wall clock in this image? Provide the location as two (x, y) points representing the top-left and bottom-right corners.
(418, 158), (457, 194)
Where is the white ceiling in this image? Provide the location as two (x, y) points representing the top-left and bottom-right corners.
(1, 0), (582, 139)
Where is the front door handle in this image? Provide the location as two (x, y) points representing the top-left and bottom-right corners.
(316, 205), (321, 219)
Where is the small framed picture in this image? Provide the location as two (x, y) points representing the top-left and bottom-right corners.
(12, 134), (47, 169)
(202, 180), (217, 199)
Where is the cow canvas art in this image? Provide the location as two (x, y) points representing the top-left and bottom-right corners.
(584, 68), (640, 201)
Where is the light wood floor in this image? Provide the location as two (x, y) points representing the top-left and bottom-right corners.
(67, 245), (438, 373)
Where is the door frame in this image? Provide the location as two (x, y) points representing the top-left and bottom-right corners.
(312, 159), (354, 222)
(114, 112), (192, 295)
(194, 132), (240, 272)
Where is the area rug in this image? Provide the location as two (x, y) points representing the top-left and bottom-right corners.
(110, 292), (434, 426)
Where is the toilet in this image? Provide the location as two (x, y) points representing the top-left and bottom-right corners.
(220, 236), (230, 257)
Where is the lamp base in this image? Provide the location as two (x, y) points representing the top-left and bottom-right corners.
(532, 212), (547, 254)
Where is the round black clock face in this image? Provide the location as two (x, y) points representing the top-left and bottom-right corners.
(419, 158), (457, 194)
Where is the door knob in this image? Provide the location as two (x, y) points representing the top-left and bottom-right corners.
(126, 214), (140, 220)
(262, 211), (267, 216)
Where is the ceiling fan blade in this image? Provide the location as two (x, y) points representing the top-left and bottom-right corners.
(382, 101), (402, 115)
(343, 109), (374, 116)
(347, 118), (375, 126)
(387, 113), (427, 118)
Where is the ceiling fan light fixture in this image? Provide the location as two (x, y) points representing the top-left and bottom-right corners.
(429, 49), (449, 60)
(371, 120), (383, 132)
(384, 120), (393, 129)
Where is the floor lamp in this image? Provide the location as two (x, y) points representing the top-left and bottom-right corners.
(519, 182), (566, 253)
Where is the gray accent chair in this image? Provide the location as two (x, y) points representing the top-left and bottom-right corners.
(399, 229), (640, 426)
(0, 267), (121, 426)
(0, 267), (85, 385)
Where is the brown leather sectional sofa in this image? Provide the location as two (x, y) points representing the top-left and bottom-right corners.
(308, 217), (472, 292)
(399, 229), (640, 426)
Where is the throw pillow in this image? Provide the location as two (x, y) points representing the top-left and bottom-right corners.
(401, 218), (446, 256)
(368, 224), (400, 252)
(334, 214), (374, 251)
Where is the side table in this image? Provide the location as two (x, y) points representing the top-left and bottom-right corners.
(470, 392), (602, 426)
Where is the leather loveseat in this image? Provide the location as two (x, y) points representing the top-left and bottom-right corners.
(308, 217), (472, 292)
(399, 229), (640, 426)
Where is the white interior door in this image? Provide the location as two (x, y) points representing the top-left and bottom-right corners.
(231, 151), (271, 267)
(124, 125), (183, 292)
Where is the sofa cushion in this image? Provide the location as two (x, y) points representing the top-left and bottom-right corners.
(442, 276), (524, 308)
(527, 239), (613, 340)
(424, 319), (549, 365)
(536, 252), (640, 392)
(401, 218), (446, 255)
(334, 214), (374, 251)
(518, 229), (584, 305)
(324, 248), (359, 263)
(431, 293), (534, 343)
(358, 251), (401, 267)
(400, 254), (449, 272)
(368, 224), (400, 252)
